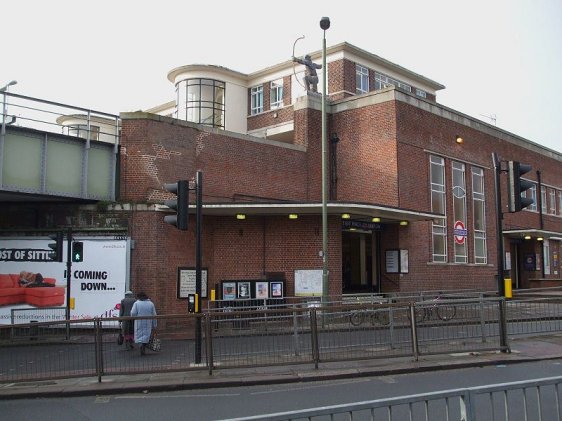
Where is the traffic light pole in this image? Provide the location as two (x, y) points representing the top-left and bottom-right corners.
(492, 153), (505, 297)
(195, 171), (202, 364)
(65, 227), (73, 339)
(492, 152), (508, 352)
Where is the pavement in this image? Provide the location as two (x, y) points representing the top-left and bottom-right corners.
(2, 333), (562, 400)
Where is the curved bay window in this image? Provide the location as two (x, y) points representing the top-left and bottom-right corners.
(176, 78), (225, 129)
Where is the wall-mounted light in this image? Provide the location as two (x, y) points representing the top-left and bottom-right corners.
(455, 135), (464, 144)
(399, 221), (409, 226)
(341, 213), (351, 219)
(537, 237), (544, 241)
(372, 217), (381, 223)
(289, 214), (298, 220)
(524, 235), (532, 240)
(236, 213), (246, 220)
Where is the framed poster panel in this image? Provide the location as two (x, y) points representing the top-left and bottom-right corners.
(385, 250), (400, 273)
(270, 281), (283, 298)
(400, 250), (409, 274)
(255, 281), (269, 299)
(177, 267), (208, 299)
(294, 269), (323, 296)
(222, 282), (236, 300)
(237, 281), (251, 299)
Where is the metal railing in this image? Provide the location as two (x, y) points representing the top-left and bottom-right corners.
(1, 91), (120, 146)
(3, 294), (562, 383)
(0, 297), (509, 383)
(220, 375), (562, 420)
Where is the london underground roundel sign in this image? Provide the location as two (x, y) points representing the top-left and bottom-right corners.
(454, 220), (467, 245)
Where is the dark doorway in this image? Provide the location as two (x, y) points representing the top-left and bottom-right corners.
(342, 230), (378, 293)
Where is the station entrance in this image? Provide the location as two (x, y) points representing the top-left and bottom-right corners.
(342, 228), (380, 294)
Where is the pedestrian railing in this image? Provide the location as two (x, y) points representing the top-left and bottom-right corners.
(1, 295), (562, 383)
(219, 375), (562, 421)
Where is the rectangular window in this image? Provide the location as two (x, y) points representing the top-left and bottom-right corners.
(522, 184), (537, 212)
(374, 72), (412, 92)
(452, 161), (468, 263)
(549, 189), (556, 215)
(250, 86), (263, 115)
(270, 80), (283, 109)
(430, 155), (447, 263)
(472, 167), (487, 264)
(541, 186), (547, 213)
(356, 65), (369, 94)
(415, 88), (427, 98)
(559, 191), (562, 216)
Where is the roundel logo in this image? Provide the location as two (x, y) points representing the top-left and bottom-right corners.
(454, 220), (467, 245)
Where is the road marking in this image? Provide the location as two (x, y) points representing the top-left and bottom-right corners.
(250, 378), (371, 395)
(115, 392), (239, 399)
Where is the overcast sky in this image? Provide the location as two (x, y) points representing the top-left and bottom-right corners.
(3, 0), (561, 152)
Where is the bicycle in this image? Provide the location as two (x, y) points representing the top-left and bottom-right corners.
(414, 295), (456, 322)
(349, 307), (390, 326)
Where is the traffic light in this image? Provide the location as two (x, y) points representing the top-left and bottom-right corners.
(48, 232), (63, 262)
(163, 180), (189, 230)
(72, 241), (84, 262)
(507, 160), (534, 212)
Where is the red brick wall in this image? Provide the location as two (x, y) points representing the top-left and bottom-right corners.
(120, 117), (309, 204)
(331, 101), (399, 206)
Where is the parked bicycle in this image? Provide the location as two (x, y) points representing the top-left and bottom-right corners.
(349, 307), (390, 326)
(414, 295), (456, 322)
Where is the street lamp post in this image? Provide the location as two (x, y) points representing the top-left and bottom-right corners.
(320, 17), (330, 302)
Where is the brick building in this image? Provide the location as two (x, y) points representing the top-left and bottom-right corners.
(2, 42), (561, 315)
(114, 42), (561, 314)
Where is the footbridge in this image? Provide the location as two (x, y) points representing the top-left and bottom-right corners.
(0, 91), (119, 202)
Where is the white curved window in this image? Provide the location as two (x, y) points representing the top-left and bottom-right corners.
(175, 78), (225, 129)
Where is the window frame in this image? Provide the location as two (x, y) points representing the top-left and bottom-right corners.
(430, 155), (447, 263)
(356, 64), (369, 94)
(270, 79), (283, 109)
(251, 85), (264, 115)
(472, 166), (487, 264)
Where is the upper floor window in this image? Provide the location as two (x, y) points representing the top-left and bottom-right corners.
(356, 65), (369, 94)
(549, 189), (557, 215)
(375, 72), (412, 92)
(472, 167), (487, 264)
(430, 155), (447, 263)
(176, 78), (225, 129)
(415, 89), (427, 98)
(452, 161), (468, 264)
(270, 80), (283, 109)
(541, 186), (547, 213)
(559, 191), (562, 216)
(251, 86), (263, 115)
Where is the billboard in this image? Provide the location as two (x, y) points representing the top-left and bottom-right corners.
(0, 237), (129, 324)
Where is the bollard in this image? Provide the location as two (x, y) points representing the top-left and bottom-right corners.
(504, 278), (512, 299)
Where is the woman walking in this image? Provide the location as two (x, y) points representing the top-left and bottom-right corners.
(119, 290), (136, 350)
(131, 291), (157, 356)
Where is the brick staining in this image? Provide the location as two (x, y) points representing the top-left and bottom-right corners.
(119, 113), (339, 314)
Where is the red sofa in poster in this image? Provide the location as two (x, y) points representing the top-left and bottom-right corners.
(0, 274), (65, 307)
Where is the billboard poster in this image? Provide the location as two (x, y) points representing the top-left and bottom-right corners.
(0, 237), (129, 324)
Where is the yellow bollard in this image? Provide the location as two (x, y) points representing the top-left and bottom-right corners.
(504, 278), (512, 299)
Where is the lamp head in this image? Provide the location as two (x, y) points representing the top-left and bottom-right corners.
(320, 17), (330, 30)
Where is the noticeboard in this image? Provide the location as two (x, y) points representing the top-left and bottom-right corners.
(385, 249), (409, 274)
(177, 267), (208, 299)
(294, 269), (323, 296)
